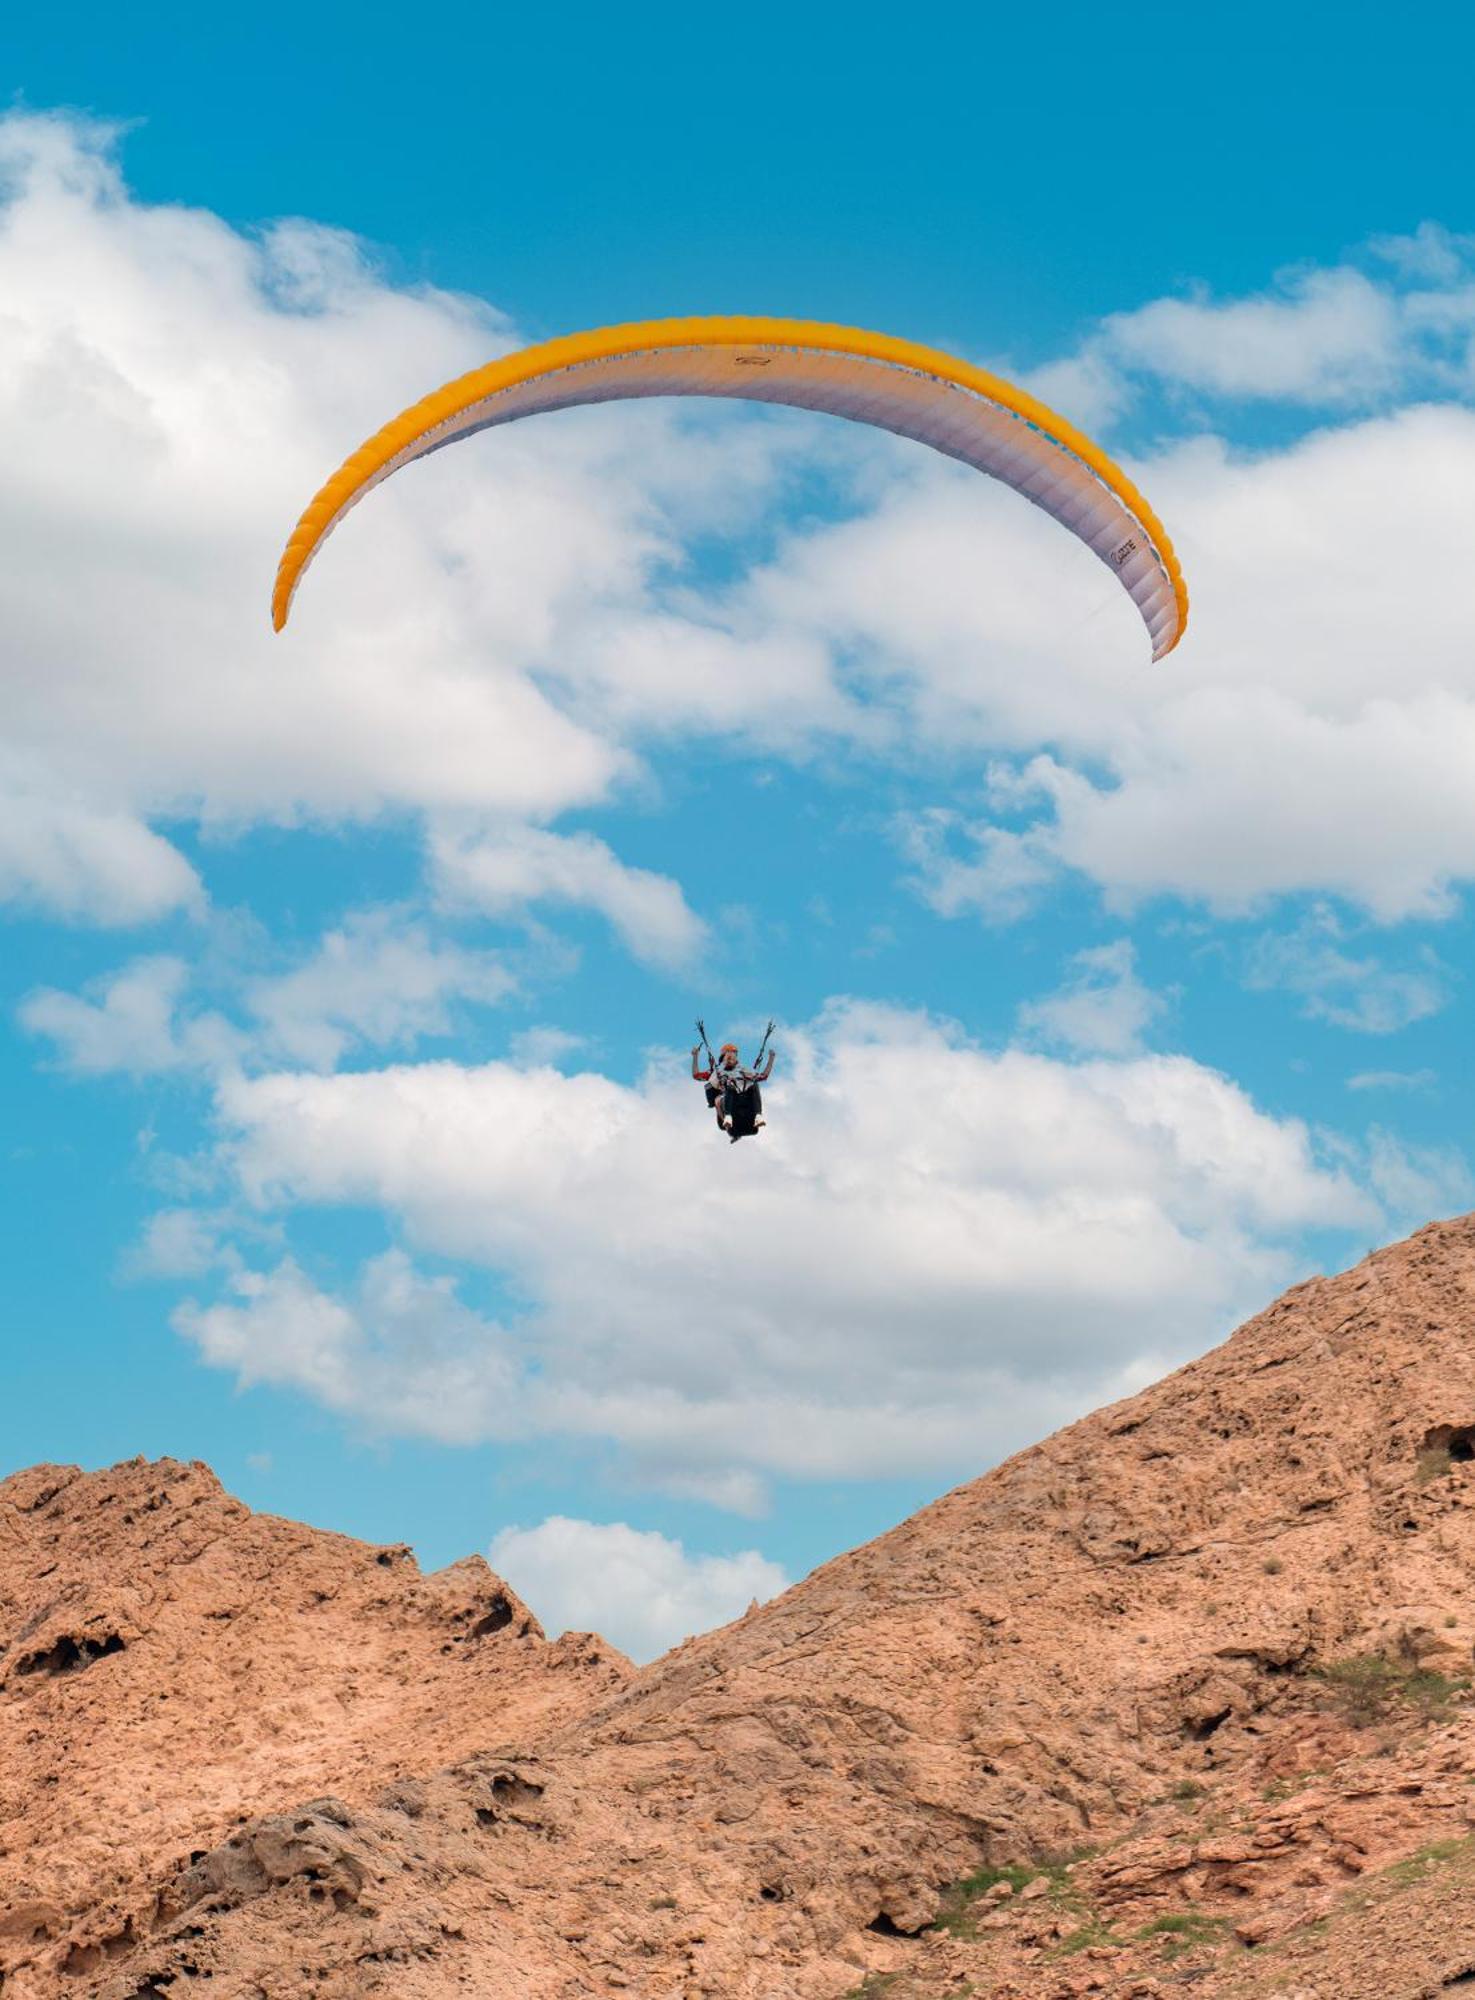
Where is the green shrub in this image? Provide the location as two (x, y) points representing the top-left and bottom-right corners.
(1313, 1653), (1470, 1726)
(932, 1862), (1039, 1935)
(1054, 1916), (1123, 1955)
(1129, 1910), (1234, 1963)
(932, 1849), (1096, 1936)
(1139, 1911), (1219, 1933)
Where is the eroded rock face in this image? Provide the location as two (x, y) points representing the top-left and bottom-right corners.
(12, 1217), (1475, 1996)
(0, 1454), (630, 1995)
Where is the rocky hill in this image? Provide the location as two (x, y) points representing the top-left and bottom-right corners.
(10, 1217), (1475, 1996)
(0, 1455), (629, 1993)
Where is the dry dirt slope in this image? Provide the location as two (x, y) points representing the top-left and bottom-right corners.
(12, 1217), (1475, 1995)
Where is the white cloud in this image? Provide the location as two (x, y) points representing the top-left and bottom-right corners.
(0, 777), (202, 926)
(19, 910), (516, 1080)
(486, 1516), (788, 1662)
(897, 803), (1058, 926)
(1347, 1069), (1437, 1094)
(1370, 223), (1475, 287)
(20, 956), (234, 1075)
(431, 824), (706, 972)
(781, 407), (1475, 924)
(1244, 909), (1450, 1033)
(0, 112), (832, 940)
(175, 1249), (521, 1446)
(1364, 1129), (1474, 1227)
(9, 112), (1475, 939)
(14, 113), (1475, 1584)
(1100, 267), (1404, 404)
(184, 1001), (1377, 1506)
(123, 1206), (236, 1279)
(508, 1024), (587, 1069)
(245, 908), (513, 1068)
(1034, 239), (1475, 420)
(1018, 939), (1168, 1055)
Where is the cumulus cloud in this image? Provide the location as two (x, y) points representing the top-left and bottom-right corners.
(430, 824), (706, 972)
(486, 1516), (789, 1662)
(1370, 223), (1475, 287)
(508, 1025), (587, 1069)
(1018, 940), (1168, 1056)
(0, 779), (203, 926)
(175, 1250), (522, 1445)
(897, 801), (1059, 927)
(0, 111), (831, 943)
(122, 1207), (239, 1279)
(782, 406), (1475, 925)
(1364, 1129), (1474, 1227)
(244, 908), (514, 1068)
(11, 119), (1475, 1533)
(1244, 909), (1450, 1033)
(20, 956), (236, 1075)
(1033, 235), (1475, 420)
(172, 1001), (1382, 1507)
(1101, 267), (1404, 405)
(21, 908), (515, 1079)
(9, 110), (1475, 943)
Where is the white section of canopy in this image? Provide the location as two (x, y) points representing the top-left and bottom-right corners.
(341, 340), (1182, 659)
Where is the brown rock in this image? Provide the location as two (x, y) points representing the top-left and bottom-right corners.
(15, 1217), (1475, 1995)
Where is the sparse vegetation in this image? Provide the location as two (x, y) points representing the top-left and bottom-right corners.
(931, 1861), (1039, 1934)
(1263, 1556), (1284, 1575)
(1138, 1910), (1228, 1936)
(1170, 1778), (1207, 1803)
(1258, 1767), (1327, 1802)
(1313, 1653), (1471, 1727)
(1384, 1835), (1470, 1887)
(1417, 1444), (1454, 1484)
(841, 1978), (897, 2000)
(1137, 1911), (1233, 1958)
(1053, 1915), (1124, 1955)
(931, 1850), (1096, 1937)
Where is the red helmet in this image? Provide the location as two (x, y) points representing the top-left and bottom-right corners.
(719, 1042), (739, 1056)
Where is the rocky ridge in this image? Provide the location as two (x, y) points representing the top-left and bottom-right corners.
(10, 1217), (1475, 1994)
(0, 1455), (628, 1992)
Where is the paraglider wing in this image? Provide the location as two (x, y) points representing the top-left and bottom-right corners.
(272, 316), (1188, 659)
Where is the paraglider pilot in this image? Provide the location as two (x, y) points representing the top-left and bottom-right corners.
(692, 1020), (774, 1142)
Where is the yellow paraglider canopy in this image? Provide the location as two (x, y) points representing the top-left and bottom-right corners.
(273, 315), (1188, 658)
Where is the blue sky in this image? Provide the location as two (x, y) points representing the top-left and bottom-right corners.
(5, 5), (1475, 1658)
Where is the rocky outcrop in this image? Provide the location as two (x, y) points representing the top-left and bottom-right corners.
(0, 1454), (629, 1994)
(12, 1216), (1475, 1994)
